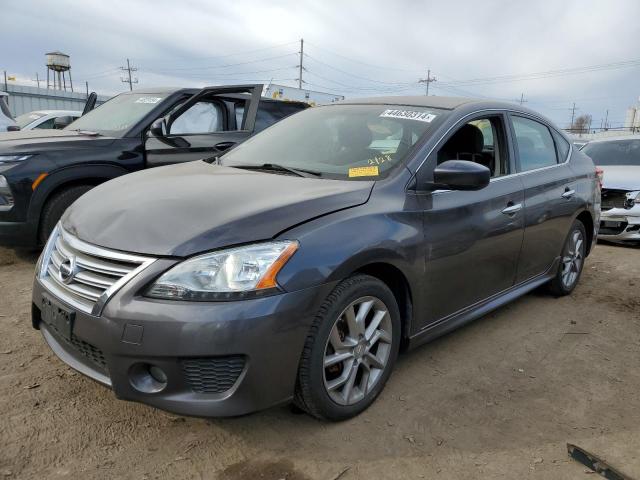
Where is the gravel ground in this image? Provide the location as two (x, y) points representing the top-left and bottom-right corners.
(0, 243), (639, 479)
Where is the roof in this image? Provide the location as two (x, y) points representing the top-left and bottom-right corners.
(339, 95), (482, 109)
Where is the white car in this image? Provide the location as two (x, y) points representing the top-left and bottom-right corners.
(14, 110), (81, 130)
(582, 136), (640, 244)
(0, 92), (17, 132)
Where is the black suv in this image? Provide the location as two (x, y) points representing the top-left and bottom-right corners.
(0, 84), (307, 247)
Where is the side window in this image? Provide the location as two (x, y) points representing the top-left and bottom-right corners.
(511, 116), (558, 171)
(254, 106), (278, 133)
(235, 103), (246, 129)
(34, 118), (56, 129)
(552, 130), (570, 162)
(437, 116), (507, 178)
(170, 101), (223, 135)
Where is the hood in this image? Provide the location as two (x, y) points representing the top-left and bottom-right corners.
(63, 161), (374, 256)
(598, 165), (640, 191)
(0, 129), (115, 153)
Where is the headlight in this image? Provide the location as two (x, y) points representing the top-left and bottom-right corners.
(624, 191), (640, 209)
(146, 241), (298, 301)
(0, 154), (33, 163)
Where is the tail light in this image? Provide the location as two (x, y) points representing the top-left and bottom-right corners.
(595, 167), (604, 190)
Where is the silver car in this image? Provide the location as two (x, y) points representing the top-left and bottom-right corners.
(582, 136), (640, 243)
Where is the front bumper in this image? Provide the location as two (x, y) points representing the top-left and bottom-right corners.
(32, 262), (335, 417)
(598, 205), (640, 243)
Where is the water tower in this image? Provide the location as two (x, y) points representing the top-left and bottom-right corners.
(46, 51), (73, 91)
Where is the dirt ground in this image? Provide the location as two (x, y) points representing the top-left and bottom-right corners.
(0, 244), (639, 480)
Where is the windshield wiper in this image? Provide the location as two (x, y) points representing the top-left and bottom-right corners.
(229, 163), (322, 178)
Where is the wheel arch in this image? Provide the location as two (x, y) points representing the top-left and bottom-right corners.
(574, 209), (595, 256)
(352, 262), (414, 349)
(28, 164), (130, 233)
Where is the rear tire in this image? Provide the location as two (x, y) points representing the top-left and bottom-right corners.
(38, 185), (93, 245)
(294, 274), (401, 421)
(548, 220), (587, 296)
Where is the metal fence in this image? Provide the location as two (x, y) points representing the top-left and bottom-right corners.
(2, 84), (110, 117)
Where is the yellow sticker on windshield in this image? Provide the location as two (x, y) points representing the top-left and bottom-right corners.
(349, 166), (379, 177)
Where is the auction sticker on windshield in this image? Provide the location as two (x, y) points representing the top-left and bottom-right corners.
(134, 97), (163, 104)
(380, 109), (436, 123)
(349, 166), (379, 178)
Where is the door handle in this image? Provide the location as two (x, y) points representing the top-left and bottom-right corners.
(214, 141), (236, 151)
(562, 188), (576, 199)
(501, 203), (523, 215)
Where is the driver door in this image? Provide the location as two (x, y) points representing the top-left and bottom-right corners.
(145, 85), (261, 167)
(417, 113), (525, 328)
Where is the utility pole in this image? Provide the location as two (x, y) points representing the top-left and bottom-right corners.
(570, 102), (577, 131)
(86, 81), (89, 97)
(298, 38), (304, 89)
(3, 71), (7, 92)
(36, 72), (40, 88)
(604, 109), (609, 130)
(519, 93), (527, 105)
(120, 58), (138, 91)
(418, 69), (437, 96)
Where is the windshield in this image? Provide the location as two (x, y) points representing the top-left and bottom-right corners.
(582, 139), (640, 166)
(16, 112), (47, 128)
(65, 92), (170, 136)
(221, 104), (447, 180)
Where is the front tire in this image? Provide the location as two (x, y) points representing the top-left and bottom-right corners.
(294, 274), (401, 421)
(548, 220), (587, 296)
(38, 185), (93, 244)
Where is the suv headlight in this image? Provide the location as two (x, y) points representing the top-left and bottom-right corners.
(0, 154), (33, 163)
(146, 241), (298, 301)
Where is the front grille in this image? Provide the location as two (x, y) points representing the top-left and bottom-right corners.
(601, 188), (630, 211)
(600, 220), (628, 235)
(39, 226), (154, 315)
(182, 356), (245, 394)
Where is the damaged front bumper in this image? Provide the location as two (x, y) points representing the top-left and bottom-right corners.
(598, 204), (640, 243)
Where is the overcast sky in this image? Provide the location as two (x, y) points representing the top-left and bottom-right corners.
(3, 0), (639, 128)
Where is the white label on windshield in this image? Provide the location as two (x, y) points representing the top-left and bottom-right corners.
(134, 97), (162, 104)
(380, 109), (436, 123)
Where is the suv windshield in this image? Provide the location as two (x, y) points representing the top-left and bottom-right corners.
(582, 139), (640, 166)
(221, 104), (447, 180)
(65, 92), (170, 136)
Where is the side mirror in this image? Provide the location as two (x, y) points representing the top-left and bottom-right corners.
(7, 125), (20, 132)
(432, 160), (490, 191)
(149, 118), (167, 137)
(53, 116), (74, 129)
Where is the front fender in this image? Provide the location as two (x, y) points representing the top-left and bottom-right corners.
(27, 163), (132, 224)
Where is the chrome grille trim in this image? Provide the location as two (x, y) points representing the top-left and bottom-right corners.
(39, 224), (156, 315)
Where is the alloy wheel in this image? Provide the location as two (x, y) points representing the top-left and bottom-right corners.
(322, 296), (393, 406)
(561, 229), (584, 288)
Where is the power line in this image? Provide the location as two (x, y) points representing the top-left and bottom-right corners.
(303, 54), (415, 87)
(145, 53), (298, 73)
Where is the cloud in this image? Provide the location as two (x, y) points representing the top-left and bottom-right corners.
(2, 0), (639, 127)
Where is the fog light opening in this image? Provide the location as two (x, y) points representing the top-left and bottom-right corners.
(129, 363), (168, 393)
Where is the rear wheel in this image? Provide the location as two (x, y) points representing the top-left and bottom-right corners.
(38, 185), (93, 244)
(294, 274), (401, 421)
(548, 220), (587, 296)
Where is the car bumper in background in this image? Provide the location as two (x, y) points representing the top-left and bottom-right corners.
(0, 220), (37, 248)
(598, 205), (640, 243)
(32, 273), (335, 417)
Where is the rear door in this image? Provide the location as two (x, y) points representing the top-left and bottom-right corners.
(508, 114), (578, 282)
(145, 85), (262, 167)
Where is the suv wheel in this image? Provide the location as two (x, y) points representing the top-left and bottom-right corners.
(294, 274), (401, 421)
(39, 185), (93, 244)
(548, 220), (587, 296)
